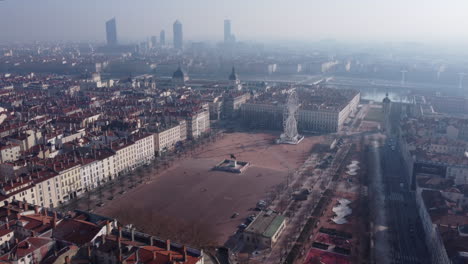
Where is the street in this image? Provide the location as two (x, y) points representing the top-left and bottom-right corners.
(370, 103), (429, 264)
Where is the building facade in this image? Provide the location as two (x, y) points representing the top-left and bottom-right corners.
(186, 109), (210, 139)
(243, 210), (286, 249)
(173, 20), (183, 50)
(153, 123), (182, 155)
(106, 18), (118, 46)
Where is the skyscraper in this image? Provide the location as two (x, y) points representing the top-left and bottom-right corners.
(151, 36), (157, 47)
(160, 30), (166, 46)
(224, 19), (231, 43)
(173, 20), (183, 50)
(105, 18), (118, 46)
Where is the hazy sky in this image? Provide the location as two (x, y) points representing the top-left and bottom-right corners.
(1, 0), (467, 44)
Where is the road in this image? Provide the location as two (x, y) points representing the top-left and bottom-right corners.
(370, 103), (429, 264)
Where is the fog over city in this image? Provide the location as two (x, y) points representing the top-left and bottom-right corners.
(1, 0), (468, 44)
(1, 1), (468, 264)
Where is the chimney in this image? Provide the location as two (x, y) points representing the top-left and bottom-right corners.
(18, 201), (23, 209)
(101, 235), (106, 244)
(131, 228), (135, 241)
(182, 245), (187, 262)
(52, 211), (57, 228)
(65, 256), (70, 264)
(7, 207), (11, 216)
(168, 252), (173, 261)
(149, 236), (154, 246)
(152, 251), (157, 261)
(117, 226), (122, 248)
(5, 218), (9, 230)
(118, 248), (123, 263)
(166, 239), (170, 251)
(106, 220), (111, 234)
(34, 205), (39, 214)
(23, 202), (28, 211)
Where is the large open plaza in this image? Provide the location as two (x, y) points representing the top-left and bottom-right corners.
(95, 132), (324, 245)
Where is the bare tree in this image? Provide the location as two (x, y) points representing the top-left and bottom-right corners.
(128, 173), (136, 189)
(86, 188), (92, 212)
(112, 206), (219, 249)
(109, 181), (115, 200)
(119, 175), (126, 194)
(97, 181), (104, 205)
(138, 170), (145, 183)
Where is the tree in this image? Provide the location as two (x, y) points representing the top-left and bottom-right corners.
(128, 173), (136, 189)
(119, 175), (126, 194)
(97, 182), (104, 205)
(86, 188), (92, 212)
(138, 170), (145, 183)
(109, 181), (115, 200)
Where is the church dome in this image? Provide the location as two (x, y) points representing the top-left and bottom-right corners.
(172, 66), (187, 80)
(382, 93), (391, 103)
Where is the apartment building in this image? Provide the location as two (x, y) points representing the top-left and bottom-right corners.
(33, 170), (62, 208)
(0, 143), (20, 163)
(153, 123), (182, 155)
(7, 130), (42, 152)
(112, 134), (154, 175)
(80, 150), (116, 191)
(222, 92), (251, 119)
(0, 178), (36, 206)
(52, 160), (82, 202)
(241, 87), (360, 133)
(186, 109), (210, 139)
(133, 133), (155, 166)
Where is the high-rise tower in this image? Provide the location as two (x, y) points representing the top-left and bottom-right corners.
(106, 18), (118, 46)
(173, 20), (183, 50)
(224, 19), (231, 43)
(150, 36), (157, 47)
(160, 30), (166, 46)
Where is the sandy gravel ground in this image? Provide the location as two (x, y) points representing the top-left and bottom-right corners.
(96, 132), (322, 244)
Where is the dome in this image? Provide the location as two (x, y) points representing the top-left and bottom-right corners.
(172, 66), (187, 79)
(382, 93), (391, 103)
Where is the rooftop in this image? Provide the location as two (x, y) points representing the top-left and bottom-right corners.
(245, 210), (285, 238)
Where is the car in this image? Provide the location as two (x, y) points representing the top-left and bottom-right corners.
(238, 223), (247, 229)
(231, 212), (239, 218)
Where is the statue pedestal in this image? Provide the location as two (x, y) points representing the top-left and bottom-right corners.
(276, 134), (304, 145)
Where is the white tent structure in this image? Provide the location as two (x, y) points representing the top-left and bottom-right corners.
(331, 198), (352, 225)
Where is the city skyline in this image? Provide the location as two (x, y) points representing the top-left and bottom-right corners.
(105, 18), (117, 46)
(224, 19), (231, 43)
(1, 1), (468, 264)
(173, 20), (183, 49)
(1, 0), (468, 44)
